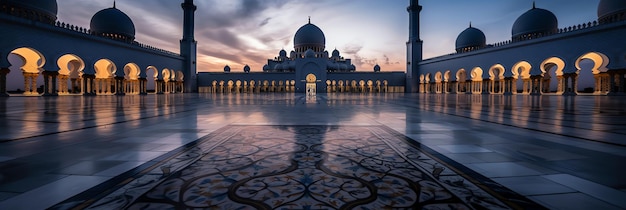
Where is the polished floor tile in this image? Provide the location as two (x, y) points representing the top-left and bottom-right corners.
(0, 94), (625, 209)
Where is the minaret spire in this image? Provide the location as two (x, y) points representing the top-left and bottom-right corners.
(406, 0), (423, 93)
(180, 0), (197, 92)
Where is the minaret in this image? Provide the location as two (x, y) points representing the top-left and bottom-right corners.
(406, 0), (423, 93)
(180, 0), (197, 92)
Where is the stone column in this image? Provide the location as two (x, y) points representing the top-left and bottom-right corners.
(503, 77), (513, 95)
(42, 71), (59, 96)
(82, 74), (96, 96)
(0, 68), (10, 97)
(530, 75), (542, 95)
(115, 77), (125, 95)
(139, 78), (148, 95)
(156, 80), (164, 94)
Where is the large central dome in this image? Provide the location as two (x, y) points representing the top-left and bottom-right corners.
(598, 0), (626, 24)
(293, 21), (326, 53)
(90, 6), (136, 42)
(512, 4), (558, 42)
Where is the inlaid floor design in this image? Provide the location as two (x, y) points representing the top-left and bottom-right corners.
(53, 125), (543, 209)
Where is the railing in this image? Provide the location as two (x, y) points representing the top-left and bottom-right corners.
(53, 21), (180, 57)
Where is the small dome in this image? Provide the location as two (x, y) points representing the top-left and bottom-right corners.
(339, 64), (348, 71)
(4, 0), (58, 23)
(455, 26), (486, 53)
(290, 51), (296, 58)
(512, 4), (558, 41)
(223, 65), (231, 72)
(350, 64), (356, 71)
(90, 7), (136, 41)
(294, 22), (326, 51)
(243, 65), (250, 72)
(304, 49), (316, 58)
(332, 49), (340, 57)
(262, 64), (269, 71)
(598, 0), (626, 23)
(288, 62), (296, 70)
(374, 64), (381, 72)
(274, 64), (282, 71)
(279, 49), (287, 57)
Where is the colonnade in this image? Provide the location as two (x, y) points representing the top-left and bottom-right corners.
(418, 71), (626, 95)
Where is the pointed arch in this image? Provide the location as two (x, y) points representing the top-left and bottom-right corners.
(511, 61), (531, 80)
(124, 63), (140, 80)
(94, 59), (115, 79)
(456, 69), (467, 81)
(577, 52), (610, 94)
(541, 57), (565, 76)
(576, 52), (609, 75)
(146, 66), (159, 80)
(470, 67), (483, 81)
(434, 71), (443, 83)
(489, 64), (506, 94)
(8, 47), (46, 95)
(489, 64), (505, 80)
(9, 47), (45, 74)
(57, 54), (85, 94)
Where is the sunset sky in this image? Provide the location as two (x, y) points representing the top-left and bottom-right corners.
(54, 0), (600, 72)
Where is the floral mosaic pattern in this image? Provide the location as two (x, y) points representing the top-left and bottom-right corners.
(57, 125), (543, 209)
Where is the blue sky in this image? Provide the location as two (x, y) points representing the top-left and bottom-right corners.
(54, 0), (600, 72)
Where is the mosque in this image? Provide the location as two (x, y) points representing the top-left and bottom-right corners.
(1, 0), (626, 96)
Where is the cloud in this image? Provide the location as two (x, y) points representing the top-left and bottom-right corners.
(259, 17), (271, 27)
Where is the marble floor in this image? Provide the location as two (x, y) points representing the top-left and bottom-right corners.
(0, 93), (625, 209)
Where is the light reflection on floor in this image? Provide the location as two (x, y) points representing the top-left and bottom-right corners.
(0, 93), (625, 209)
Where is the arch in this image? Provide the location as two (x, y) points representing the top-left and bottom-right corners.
(455, 68), (468, 93)
(434, 71), (443, 83)
(488, 64), (506, 94)
(124, 63), (140, 80)
(470, 67), (484, 94)
(9, 47), (46, 95)
(93, 59), (116, 95)
(488, 64), (505, 80)
(576, 52), (610, 94)
(9, 47), (45, 74)
(146, 66), (159, 80)
(57, 54), (85, 94)
(123, 63), (140, 94)
(511, 61), (531, 80)
(541, 57), (565, 76)
(443, 70), (451, 82)
(456, 69), (467, 81)
(540, 57), (566, 94)
(57, 54), (84, 76)
(94, 59), (115, 79)
(162, 68), (171, 82)
(576, 52), (609, 75)
(511, 61), (532, 94)
(470, 67), (483, 81)
(434, 71), (443, 93)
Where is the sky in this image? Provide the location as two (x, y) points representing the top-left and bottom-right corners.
(53, 0), (601, 73)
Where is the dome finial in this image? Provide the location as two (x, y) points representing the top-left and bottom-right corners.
(469, 21), (472, 28)
(308, 16), (311, 24)
(532, 1), (535, 9)
(113, 0), (116, 8)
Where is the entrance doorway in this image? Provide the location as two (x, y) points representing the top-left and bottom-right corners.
(306, 73), (317, 96)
